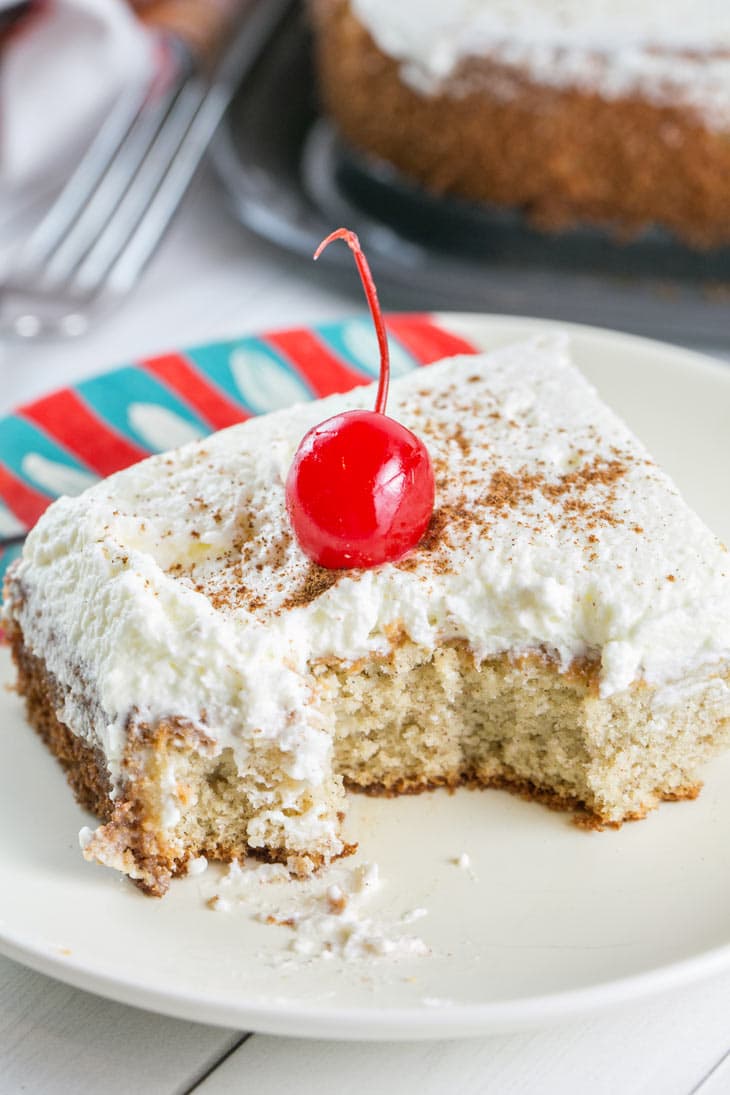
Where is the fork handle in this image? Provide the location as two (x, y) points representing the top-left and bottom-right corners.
(135, 0), (250, 68)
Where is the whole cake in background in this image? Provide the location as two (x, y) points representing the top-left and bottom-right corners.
(310, 0), (730, 247)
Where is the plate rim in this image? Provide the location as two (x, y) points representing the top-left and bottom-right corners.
(2, 886), (730, 1039)
(2, 311), (730, 1039)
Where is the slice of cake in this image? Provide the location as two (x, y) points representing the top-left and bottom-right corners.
(5, 335), (730, 895)
(310, 0), (730, 246)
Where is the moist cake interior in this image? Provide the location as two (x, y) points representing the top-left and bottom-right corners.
(10, 627), (728, 896)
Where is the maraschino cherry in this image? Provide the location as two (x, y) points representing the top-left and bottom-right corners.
(285, 228), (435, 569)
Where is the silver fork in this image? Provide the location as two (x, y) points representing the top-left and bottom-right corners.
(0, 0), (292, 340)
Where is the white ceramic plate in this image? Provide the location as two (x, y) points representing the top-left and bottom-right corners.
(2, 316), (730, 1040)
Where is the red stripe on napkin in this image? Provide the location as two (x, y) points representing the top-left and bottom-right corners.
(0, 464), (50, 528)
(265, 329), (370, 398)
(20, 390), (147, 477)
(142, 353), (250, 431)
(384, 316), (477, 363)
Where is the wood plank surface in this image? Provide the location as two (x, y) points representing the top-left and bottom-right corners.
(0, 955), (240, 1095)
(194, 972), (730, 1095)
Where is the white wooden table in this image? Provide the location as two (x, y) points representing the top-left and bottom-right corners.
(2, 172), (730, 1095)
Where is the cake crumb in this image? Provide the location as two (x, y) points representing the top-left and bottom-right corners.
(401, 907), (429, 924)
(353, 862), (381, 893)
(207, 894), (232, 912)
(203, 859), (428, 964)
(187, 856), (208, 877)
(326, 885), (348, 914)
(451, 852), (477, 880)
(78, 826), (94, 851)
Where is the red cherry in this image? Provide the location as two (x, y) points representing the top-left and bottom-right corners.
(285, 228), (435, 569)
(286, 409), (435, 568)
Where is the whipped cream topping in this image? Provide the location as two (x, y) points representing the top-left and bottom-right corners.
(7, 337), (730, 808)
(351, 0), (730, 130)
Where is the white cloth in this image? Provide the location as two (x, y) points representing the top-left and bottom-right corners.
(0, 0), (155, 220)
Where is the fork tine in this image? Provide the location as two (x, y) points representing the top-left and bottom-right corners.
(71, 77), (209, 294)
(80, 0), (297, 299)
(106, 97), (230, 296)
(107, 0), (298, 296)
(15, 77), (151, 277)
(106, 87), (232, 296)
(0, 0), (297, 340)
(42, 71), (189, 286)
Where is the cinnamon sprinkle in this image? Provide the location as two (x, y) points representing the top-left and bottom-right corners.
(155, 375), (644, 617)
(483, 468), (541, 512)
(280, 564), (341, 610)
(541, 456), (627, 500)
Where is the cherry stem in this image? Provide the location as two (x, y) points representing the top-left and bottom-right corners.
(314, 228), (390, 416)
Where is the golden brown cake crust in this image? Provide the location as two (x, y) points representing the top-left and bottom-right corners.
(9, 627), (115, 822)
(9, 626), (185, 895)
(345, 772), (701, 832)
(310, 0), (730, 247)
(8, 624), (354, 896)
